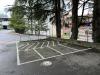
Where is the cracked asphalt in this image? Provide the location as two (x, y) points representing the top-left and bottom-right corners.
(0, 30), (100, 75)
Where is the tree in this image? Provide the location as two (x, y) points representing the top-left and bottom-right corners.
(25, 0), (35, 34)
(18, 0), (65, 38)
(33, 20), (48, 35)
(9, 1), (26, 34)
(92, 0), (100, 43)
(16, 0), (34, 34)
(70, 0), (90, 40)
(33, 0), (62, 38)
(54, 0), (62, 38)
(70, 0), (79, 40)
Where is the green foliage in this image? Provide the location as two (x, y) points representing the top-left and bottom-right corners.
(27, 20), (48, 35)
(10, 5), (26, 33)
(15, 0), (65, 37)
(33, 20), (49, 31)
(10, 19), (26, 33)
(33, 1), (53, 21)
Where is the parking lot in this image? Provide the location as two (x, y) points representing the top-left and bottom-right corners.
(16, 40), (92, 65)
(1, 30), (100, 75)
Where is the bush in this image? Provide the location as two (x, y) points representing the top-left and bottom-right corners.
(10, 21), (26, 34)
(14, 24), (26, 34)
(9, 7), (26, 34)
(15, 28), (25, 34)
(10, 18), (27, 34)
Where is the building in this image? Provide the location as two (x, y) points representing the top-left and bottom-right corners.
(0, 14), (10, 29)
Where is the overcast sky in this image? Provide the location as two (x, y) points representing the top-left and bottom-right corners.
(0, 0), (15, 16)
(0, 0), (92, 18)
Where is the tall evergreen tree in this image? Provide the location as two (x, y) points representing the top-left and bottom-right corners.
(92, 0), (100, 43)
(70, 0), (79, 40)
(16, 0), (66, 38)
(54, 0), (61, 38)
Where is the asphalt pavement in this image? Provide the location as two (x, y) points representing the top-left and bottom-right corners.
(0, 30), (100, 75)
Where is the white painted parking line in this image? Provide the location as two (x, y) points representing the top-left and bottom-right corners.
(52, 41), (55, 46)
(40, 42), (45, 48)
(58, 43), (80, 51)
(47, 41), (49, 47)
(17, 40), (92, 66)
(19, 58), (44, 65)
(33, 49), (45, 59)
(19, 47), (92, 65)
(63, 48), (92, 55)
(25, 43), (35, 51)
(19, 42), (30, 49)
(19, 43), (26, 48)
(48, 46), (64, 55)
(16, 42), (21, 65)
(34, 42), (40, 49)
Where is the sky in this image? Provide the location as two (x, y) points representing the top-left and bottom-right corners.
(0, 0), (92, 18)
(0, 0), (15, 17)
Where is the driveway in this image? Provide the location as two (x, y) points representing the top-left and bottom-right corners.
(0, 30), (100, 75)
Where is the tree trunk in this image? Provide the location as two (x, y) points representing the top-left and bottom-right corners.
(92, 0), (100, 43)
(30, 9), (33, 34)
(55, 0), (61, 38)
(70, 0), (79, 40)
(79, 0), (89, 27)
(79, 1), (85, 27)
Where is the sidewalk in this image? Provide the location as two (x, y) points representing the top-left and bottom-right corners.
(0, 30), (46, 44)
